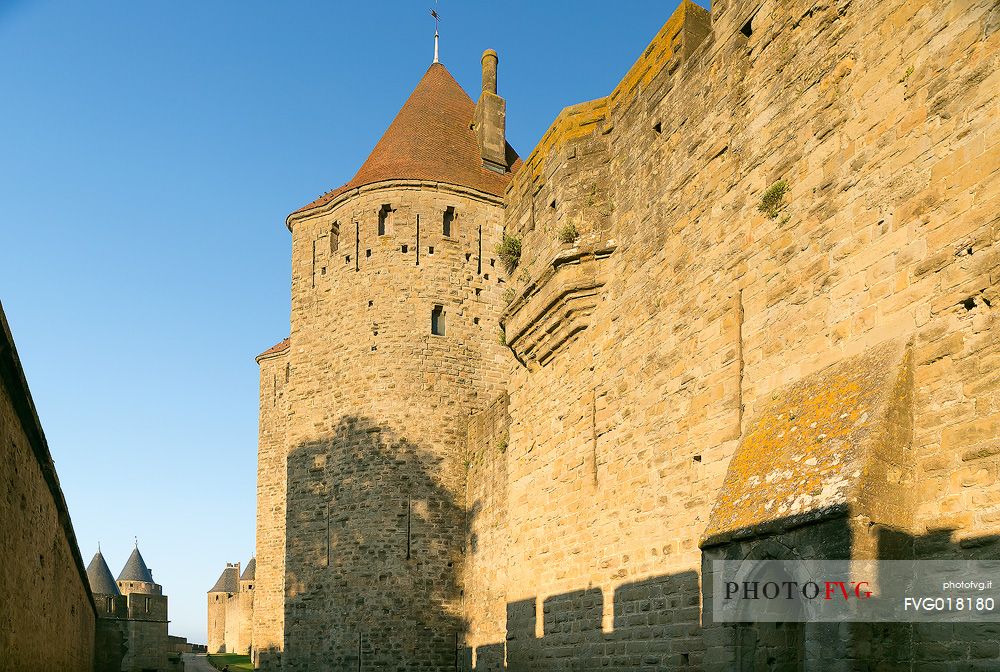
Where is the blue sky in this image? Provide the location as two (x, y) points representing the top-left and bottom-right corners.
(0, 0), (692, 644)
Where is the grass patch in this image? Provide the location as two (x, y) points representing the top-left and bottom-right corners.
(207, 653), (253, 671)
(758, 180), (789, 219)
(557, 223), (578, 244)
(496, 234), (521, 273)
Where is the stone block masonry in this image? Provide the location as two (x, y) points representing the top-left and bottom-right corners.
(250, 0), (1000, 668)
(0, 301), (96, 671)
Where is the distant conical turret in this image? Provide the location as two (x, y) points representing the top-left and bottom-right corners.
(117, 546), (154, 584)
(86, 549), (120, 596)
(209, 563), (240, 594)
(239, 558), (255, 582)
(115, 545), (162, 596)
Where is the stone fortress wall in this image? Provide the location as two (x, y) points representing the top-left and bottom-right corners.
(0, 302), (96, 670)
(251, 0), (1000, 668)
(463, 0), (1000, 668)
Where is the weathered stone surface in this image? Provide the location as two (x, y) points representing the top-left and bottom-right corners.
(0, 303), (96, 671)
(702, 339), (913, 546)
(250, 0), (1000, 667)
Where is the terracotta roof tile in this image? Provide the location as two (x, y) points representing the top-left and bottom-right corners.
(292, 63), (519, 217)
(256, 338), (290, 362)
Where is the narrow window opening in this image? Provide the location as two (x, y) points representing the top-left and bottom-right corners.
(490, 258), (495, 267)
(428, 246), (434, 255)
(406, 498), (412, 559)
(693, 454), (702, 463)
(330, 222), (339, 252)
(484, 273), (490, 281)
(443, 206), (456, 237)
(321, 266), (326, 275)
(465, 253), (471, 262)
(473, 317), (480, 325)
(366, 249), (371, 258)
(416, 214), (420, 266)
(740, 16), (753, 37)
(285, 363), (290, 382)
(401, 244), (408, 253)
(107, 597), (113, 613)
(311, 241), (316, 288)
(477, 225), (483, 274)
(355, 223), (360, 272)
(368, 300), (373, 308)
(550, 199), (557, 209)
(345, 255), (350, 264)
(653, 121), (662, 134)
(145, 597), (150, 613)
(431, 305), (446, 336)
(377, 204), (391, 236)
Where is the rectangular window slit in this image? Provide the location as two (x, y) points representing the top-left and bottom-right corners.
(443, 206), (455, 237)
(428, 246), (434, 255)
(431, 305), (446, 336)
(378, 204), (391, 236)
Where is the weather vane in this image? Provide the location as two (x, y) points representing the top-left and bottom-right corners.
(431, 4), (440, 64)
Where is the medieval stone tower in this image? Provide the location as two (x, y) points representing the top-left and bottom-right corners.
(252, 53), (518, 670)
(207, 559), (255, 655)
(87, 545), (170, 672)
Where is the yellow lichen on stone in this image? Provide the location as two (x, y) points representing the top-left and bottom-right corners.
(702, 339), (913, 545)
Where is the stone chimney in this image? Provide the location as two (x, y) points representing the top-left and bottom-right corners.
(473, 49), (507, 173)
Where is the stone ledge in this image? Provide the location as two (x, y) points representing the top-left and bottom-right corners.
(502, 242), (615, 367)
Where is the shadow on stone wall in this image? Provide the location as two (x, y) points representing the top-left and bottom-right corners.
(282, 415), (466, 671)
(461, 572), (702, 671)
(460, 517), (1000, 671)
(876, 526), (1000, 669)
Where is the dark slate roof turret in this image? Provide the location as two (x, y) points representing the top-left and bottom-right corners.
(209, 565), (239, 593)
(86, 550), (120, 596)
(117, 547), (154, 583)
(240, 558), (256, 581)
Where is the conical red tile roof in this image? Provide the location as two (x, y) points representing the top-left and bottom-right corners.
(292, 62), (519, 216)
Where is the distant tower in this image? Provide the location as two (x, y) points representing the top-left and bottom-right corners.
(88, 545), (169, 672)
(87, 549), (129, 672)
(207, 562), (240, 654)
(268, 46), (519, 670)
(238, 559), (255, 656)
(116, 546), (161, 597)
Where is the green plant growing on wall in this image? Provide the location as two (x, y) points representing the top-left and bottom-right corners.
(557, 223), (579, 244)
(496, 234), (522, 273)
(497, 438), (508, 454)
(758, 180), (789, 219)
(498, 328), (506, 346)
(502, 287), (516, 304)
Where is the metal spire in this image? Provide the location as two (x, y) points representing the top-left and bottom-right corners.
(431, 7), (440, 63)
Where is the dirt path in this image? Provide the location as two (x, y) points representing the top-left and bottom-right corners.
(181, 653), (218, 672)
